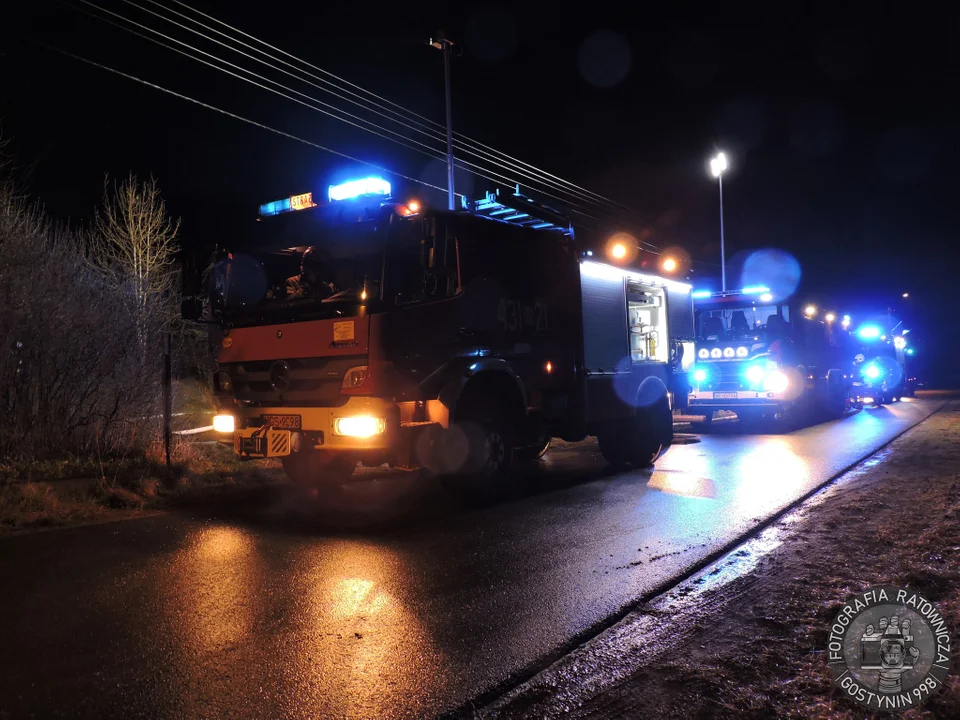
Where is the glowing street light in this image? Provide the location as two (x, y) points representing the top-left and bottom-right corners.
(661, 256), (678, 273)
(902, 292), (909, 298)
(709, 151), (729, 292)
(804, 304), (817, 317)
(825, 312), (836, 323)
(610, 242), (628, 260)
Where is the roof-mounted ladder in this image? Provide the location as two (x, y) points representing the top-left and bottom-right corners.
(464, 186), (575, 238)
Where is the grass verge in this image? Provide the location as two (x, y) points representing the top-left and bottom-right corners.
(0, 438), (283, 535)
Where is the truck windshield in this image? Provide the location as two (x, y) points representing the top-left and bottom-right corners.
(696, 303), (789, 341)
(209, 209), (422, 326)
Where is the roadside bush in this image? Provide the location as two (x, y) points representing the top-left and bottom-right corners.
(0, 171), (175, 463)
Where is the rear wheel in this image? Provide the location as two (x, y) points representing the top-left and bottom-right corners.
(598, 380), (672, 469)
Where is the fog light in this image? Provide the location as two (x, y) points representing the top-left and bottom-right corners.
(213, 414), (235, 433)
(764, 371), (789, 393)
(333, 415), (385, 438)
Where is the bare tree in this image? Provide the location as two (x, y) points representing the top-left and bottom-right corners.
(93, 174), (181, 341)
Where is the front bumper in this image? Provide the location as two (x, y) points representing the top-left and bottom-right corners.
(688, 389), (790, 411)
(228, 396), (397, 459)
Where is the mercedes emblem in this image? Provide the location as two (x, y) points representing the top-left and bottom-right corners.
(269, 360), (291, 392)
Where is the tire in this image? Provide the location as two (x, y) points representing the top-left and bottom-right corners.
(282, 450), (355, 489)
(598, 428), (630, 468)
(631, 391), (673, 467)
(598, 379), (672, 469)
(443, 397), (515, 498)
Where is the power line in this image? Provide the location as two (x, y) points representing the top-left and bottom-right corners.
(41, 42), (722, 274)
(71, 1), (615, 227)
(86, 0), (637, 228)
(37, 42), (454, 197)
(161, 0), (636, 215)
(133, 0), (623, 216)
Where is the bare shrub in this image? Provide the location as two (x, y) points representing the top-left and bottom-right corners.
(0, 168), (179, 462)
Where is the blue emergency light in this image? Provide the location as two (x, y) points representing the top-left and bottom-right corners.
(692, 290), (711, 299)
(328, 176), (391, 202)
(259, 192), (317, 217)
(741, 285), (771, 295)
(858, 325), (881, 340)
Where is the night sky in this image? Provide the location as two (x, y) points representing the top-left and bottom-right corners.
(3, 3), (958, 382)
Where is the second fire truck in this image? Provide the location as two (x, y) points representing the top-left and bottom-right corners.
(687, 288), (854, 428)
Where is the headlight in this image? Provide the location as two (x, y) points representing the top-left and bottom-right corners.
(764, 370), (789, 393)
(333, 415), (385, 438)
(693, 368), (708, 383)
(736, 346), (748, 358)
(745, 365), (765, 385)
(341, 365), (369, 390)
(723, 347), (735, 358)
(213, 414), (235, 433)
(698, 348), (710, 360)
(710, 348), (722, 359)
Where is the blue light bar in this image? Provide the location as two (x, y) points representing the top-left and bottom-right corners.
(858, 325), (881, 340)
(742, 285), (771, 295)
(260, 198), (291, 216)
(259, 192), (317, 217)
(328, 176), (391, 202)
(692, 290), (711, 299)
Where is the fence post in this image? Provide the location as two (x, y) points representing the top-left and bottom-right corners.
(163, 332), (172, 471)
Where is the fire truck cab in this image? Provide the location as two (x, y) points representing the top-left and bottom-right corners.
(185, 179), (694, 494)
(688, 288), (853, 427)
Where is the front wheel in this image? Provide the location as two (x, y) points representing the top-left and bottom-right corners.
(442, 399), (515, 499)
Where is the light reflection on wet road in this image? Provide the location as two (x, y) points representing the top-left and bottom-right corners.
(0, 399), (941, 719)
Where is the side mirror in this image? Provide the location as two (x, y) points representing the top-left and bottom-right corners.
(181, 295), (202, 321)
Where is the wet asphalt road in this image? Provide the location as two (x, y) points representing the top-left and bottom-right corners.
(0, 399), (942, 719)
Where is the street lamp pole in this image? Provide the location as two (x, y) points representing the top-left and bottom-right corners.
(429, 32), (456, 210)
(709, 152), (728, 292)
(718, 172), (725, 292)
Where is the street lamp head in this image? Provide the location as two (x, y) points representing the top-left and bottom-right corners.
(710, 152), (728, 178)
(902, 292), (909, 298)
(661, 256), (677, 273)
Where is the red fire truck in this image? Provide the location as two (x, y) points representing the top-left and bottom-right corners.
(183, 178), (695, 494)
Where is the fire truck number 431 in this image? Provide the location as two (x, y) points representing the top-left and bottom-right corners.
(497, 298), (549, 333)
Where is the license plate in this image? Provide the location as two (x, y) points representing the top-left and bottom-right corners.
(262, 414), (301, 429)
(713, 392), (738, 399)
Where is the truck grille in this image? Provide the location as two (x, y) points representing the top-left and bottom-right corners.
(702, 362), (747, 392)
(221, 356), (364, 406)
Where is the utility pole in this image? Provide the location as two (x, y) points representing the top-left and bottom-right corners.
(428, 31), (456, 210)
